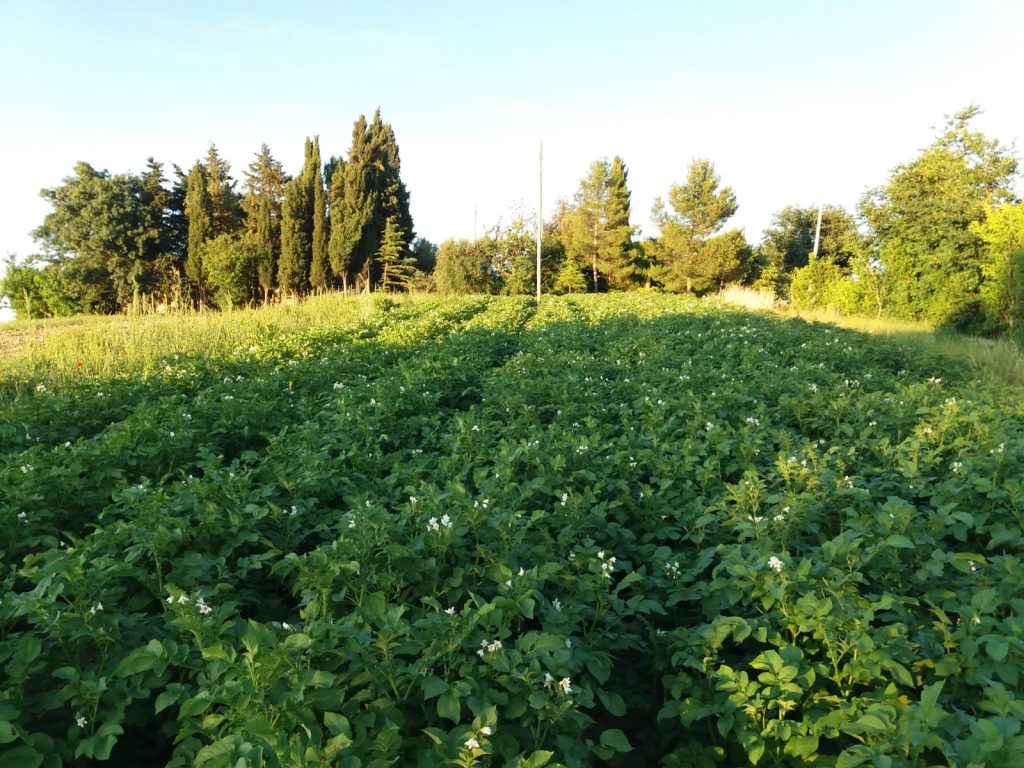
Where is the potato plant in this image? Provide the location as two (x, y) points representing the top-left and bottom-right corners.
(1, 294), (1022, 767)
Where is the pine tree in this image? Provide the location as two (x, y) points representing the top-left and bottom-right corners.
(309, 136), (330, 292)
(604, 157), (636, 287)
(565, 157), (636, 291)
(554, 251), (588, 293)
(243, 144), (287, 300)
(242, 144), (287, 231)
(184, 162), (211, 302)
(377, 216), (414, 291)
(653, 158), (738, 294)
(204, 144), (243, 237)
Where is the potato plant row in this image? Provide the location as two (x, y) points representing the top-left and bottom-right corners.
(1, 294), (1022, 767)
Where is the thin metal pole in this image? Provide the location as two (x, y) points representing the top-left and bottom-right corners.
(536, 141), (543, 302)
(812, 203), (823, 259)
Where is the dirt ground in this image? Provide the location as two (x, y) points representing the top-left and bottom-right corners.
(0, 329), (37, 358)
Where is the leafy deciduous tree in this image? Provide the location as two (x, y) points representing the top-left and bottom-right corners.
(434, 239), (494, 294)
(860, 105), (1018, 327)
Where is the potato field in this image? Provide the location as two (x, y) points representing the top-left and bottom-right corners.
(1, 294), (1022, 767)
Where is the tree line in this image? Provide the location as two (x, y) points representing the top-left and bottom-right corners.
(3, 110), (419, 314)
(432, 105), (1022, 335)
(5, 105), (1023, 334)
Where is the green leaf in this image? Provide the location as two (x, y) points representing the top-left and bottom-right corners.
(882, 659), (914, 687)
(155, 687), (183, 714)
(783, 733), (819, 759)
(421, 727), (446, 747)
(517, 750), (555, 768)
(422, 676), (448, 699)
(283, 632), (313, 650)
(842, 713), (888, 736)
(885, 534), (913, 548)
(934, 654), (961, 676)
(0, 745), (43, 768)
(517, 596), (536, 619)
(0, 722), (17, 745)
(985, 636), (1009, 662)
(596, 689), (626, 716)
(114, 648), (156, 676)
(598, 728), (632, 753)
(836, 748), (871, 768)
(179, 692), (214, 718)
(437, 689), (460, 722)
(324, 712), (351, 738)
(193, 735), (241, 766)
(970, 718), (1004, 753)
(199, 643), (231, 662)
(585, 653), (613, 684)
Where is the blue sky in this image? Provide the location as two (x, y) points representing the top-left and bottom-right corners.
(1, 0), (1021, 269)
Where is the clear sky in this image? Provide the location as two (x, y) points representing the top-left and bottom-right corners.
(1, 0), (1021, 272)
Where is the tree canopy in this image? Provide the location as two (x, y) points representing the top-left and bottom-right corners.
(5, 104), (1022, 336)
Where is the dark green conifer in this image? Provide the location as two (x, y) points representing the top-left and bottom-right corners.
(184, 162), (211, 301)
(309, 136), (330, 292)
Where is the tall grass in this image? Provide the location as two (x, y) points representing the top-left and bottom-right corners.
(0, 294), (397, 391)
(781, 306), (1024, 388)
(5, 290), (1022, 394)
(714, 284), (776, 312)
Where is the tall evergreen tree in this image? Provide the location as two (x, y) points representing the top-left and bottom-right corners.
(204, 144), (243, 237)
(138, 158), (172, 297)
(377, 216), (414, 291)
(243, 144), (287, 300)
(165, 165), (190, 284)
(278, 175), (310, 296)
(653, 158), (738, 293)
(309, 136), (330, 292)
(184, 162), (212, 301)
(328, 153), (374, 291)
(333, 111), (415, 291)
(564, 157), (636, 291)
(242, 144), (287, 230)
(255, 196), (275, 302)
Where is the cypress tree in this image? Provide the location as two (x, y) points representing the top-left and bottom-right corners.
(348, 116), (378, 290)
(184, 162), (211, 302)
(342, 110), (415, 291)
(309, 136), (330, 292)
(255, 196), (275, 302)
(139, 158), (171, 295)
(328, 156), (374, 292)
(278, 176), (310, 297)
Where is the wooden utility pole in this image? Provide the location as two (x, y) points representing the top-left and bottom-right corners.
(536, 141), (543, 302)
(812, 203), (823, 259)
